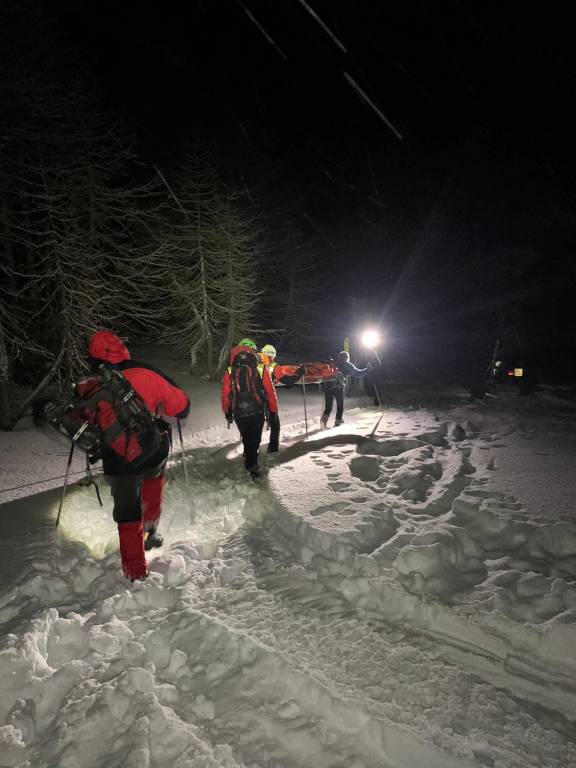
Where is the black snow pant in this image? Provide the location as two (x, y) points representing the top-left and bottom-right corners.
(267, 411), (280, 452)
(108, 457), (167, 527)
(322, 388), (344, 423)
(235, 413), (266, 471)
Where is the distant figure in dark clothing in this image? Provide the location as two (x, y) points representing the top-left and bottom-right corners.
(321, 351), (372, 428)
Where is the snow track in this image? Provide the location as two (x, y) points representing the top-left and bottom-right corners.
(2, 401), (576, 766)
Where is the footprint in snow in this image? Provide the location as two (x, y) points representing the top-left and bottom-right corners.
(328, 481), (352, 492)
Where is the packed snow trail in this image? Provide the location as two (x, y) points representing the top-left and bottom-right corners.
(2, 391), (576, 766)
(0, 378), (331, 504)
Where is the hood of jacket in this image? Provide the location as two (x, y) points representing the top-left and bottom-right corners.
(88, 331), (130, 364)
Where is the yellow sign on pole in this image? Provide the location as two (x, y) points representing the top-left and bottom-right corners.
(343, 336), (350, 353)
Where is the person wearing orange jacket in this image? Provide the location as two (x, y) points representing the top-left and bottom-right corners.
(221, 338), (278, 479)
(258, 343), (305, 452)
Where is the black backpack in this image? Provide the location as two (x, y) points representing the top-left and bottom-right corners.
(64, 365), (162, 469)
(230, 351), (266, 417)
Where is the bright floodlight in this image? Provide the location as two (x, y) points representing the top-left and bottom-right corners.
(361, 329), (381, 348)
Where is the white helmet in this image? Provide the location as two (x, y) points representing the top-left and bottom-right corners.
(261, 344), (276, 357)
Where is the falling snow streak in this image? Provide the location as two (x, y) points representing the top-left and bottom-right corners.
(239, 3), (287, 60)
(343, 71), (403, 141)
(298, 204), (336, 248)
(154, 165), (190, 219)
(294, 0), (348, 53)
(241, 175), (257, 206)
(367, 150), (379, 195)
(238, 121), (254, 146)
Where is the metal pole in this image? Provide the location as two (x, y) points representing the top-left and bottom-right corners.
(177, 419), (190, 485)
(55, 442), (75, 529)
(371, 348), (383, 409)
(79, 454), (103, 506)
(370, 413), (384, 436)
(301, 376), (309, 437)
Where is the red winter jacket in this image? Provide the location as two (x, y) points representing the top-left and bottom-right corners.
(88, 331), (190, 419)
(86, 331), (190, 474)
(221, 345), (278, 415)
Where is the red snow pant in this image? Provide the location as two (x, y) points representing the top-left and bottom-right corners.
(109, 459), (167, 580)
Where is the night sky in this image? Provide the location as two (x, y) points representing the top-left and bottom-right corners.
(14, 1), (576, 376)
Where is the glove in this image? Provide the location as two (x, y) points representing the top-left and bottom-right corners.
(366, 361), (374, 371)
(175, 399), (190, 420)
(155, 417), (173, 445)
(33, 397), (68, 428)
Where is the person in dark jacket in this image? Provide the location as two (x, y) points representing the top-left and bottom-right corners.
(221, 338), (278, 478)
(321, 350), (372, 428)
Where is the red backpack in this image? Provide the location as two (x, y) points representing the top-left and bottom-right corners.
(55, 365), (162, 469)
(230, 349), (266, 417)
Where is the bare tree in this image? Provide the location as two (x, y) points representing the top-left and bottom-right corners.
(258, 213), (325, 352)
(156, 152), (263, 379)
(215, 187), (263, 370)
(0, 0), (166, 426)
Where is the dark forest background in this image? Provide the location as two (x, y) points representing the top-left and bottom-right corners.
(1, 0), (575, 428)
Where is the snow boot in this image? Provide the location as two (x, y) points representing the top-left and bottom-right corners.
(320, 416), (328, 429)
(118, 521), (148, 581)
(335, 418), (344, 426)
(144, 528), (164, 550)
(248, 465), (261, 480)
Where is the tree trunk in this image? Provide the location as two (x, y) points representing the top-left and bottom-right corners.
(0, 380), (10, 430)
(0, 323), (11, 430)
(9, 343), (65, 429)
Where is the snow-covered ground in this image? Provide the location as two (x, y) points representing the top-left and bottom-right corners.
(2, 371), (576, 767)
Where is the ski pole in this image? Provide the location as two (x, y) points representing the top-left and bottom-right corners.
(373, 382), (383, 409)
(55, 442), (75, 529)
(370, 413), (384, 436)
(372, 350), (383, 409)
(301, 374), (309, 437)
(177, 419), (189, 485)
(85, 455), (103, 507)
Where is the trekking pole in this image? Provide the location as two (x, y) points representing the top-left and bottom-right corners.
(177, 419), (190, 485)
(79, 454), (103, 505)
(371, 350), (383, 409)
(370, 413), (384, 436)
(85, 455), (103, 507)
(301, 375), (309, 437)
(55, 442), (75, 529)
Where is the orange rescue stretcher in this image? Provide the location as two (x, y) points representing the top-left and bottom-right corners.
(274, 362), (338, 386)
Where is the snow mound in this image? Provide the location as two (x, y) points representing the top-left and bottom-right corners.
(268, 412), (576, 722)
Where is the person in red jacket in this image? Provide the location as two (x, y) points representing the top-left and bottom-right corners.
(221, 338), (278, 479)
(258, 343), (305, 453)
(86, 331), (190, 580)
